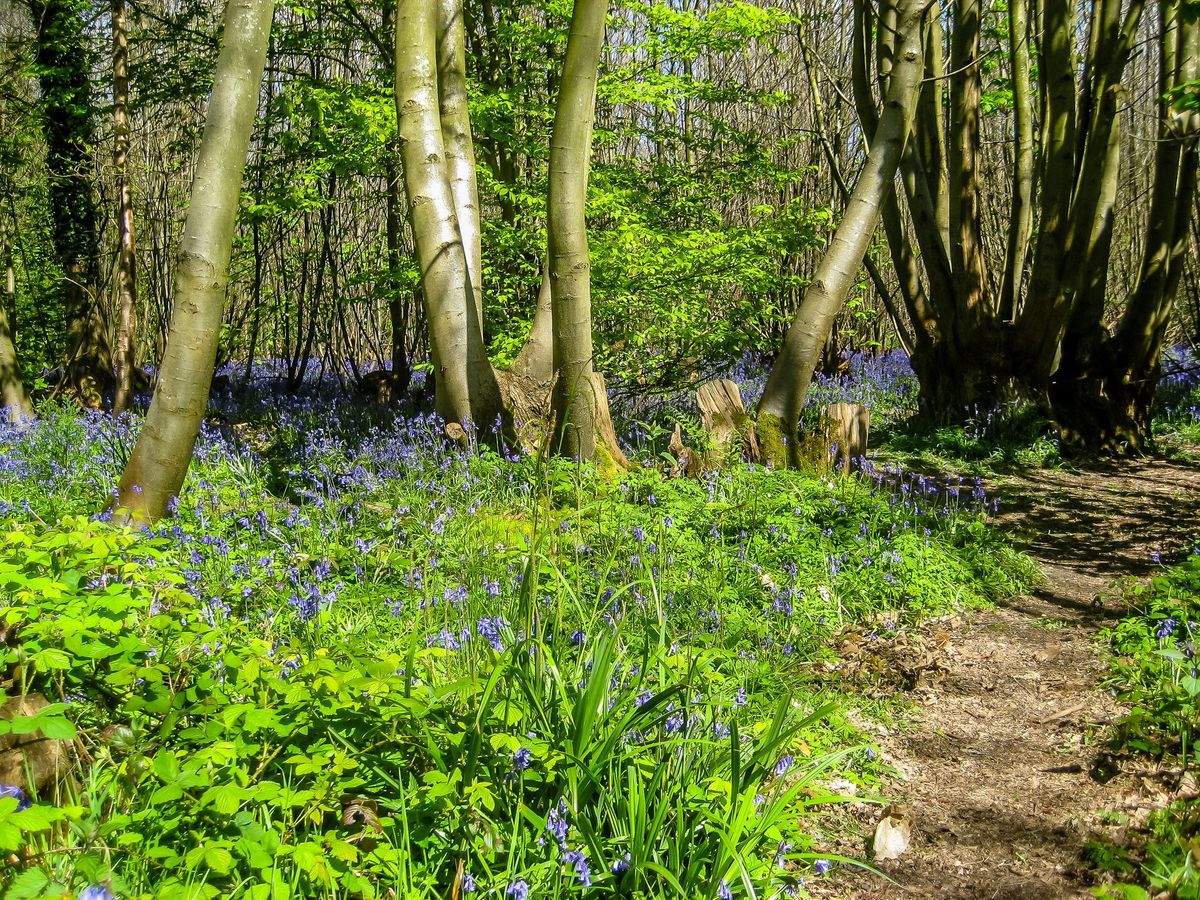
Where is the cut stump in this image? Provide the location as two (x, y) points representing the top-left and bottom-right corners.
(824, 402), (870, 473)
(0, 693), (73, 797)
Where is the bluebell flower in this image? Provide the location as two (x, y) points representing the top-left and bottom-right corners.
(505, 879), (529, 900)
(461, 871), (477, 893)
(477, 617), (506, 652)
(512, 747), (532, 772)
(718, 879), (733, 900)
(563, 847), (592, 886)
(612, 852), (632, 874)
(77, 887), (114, 900)
(569, 630), (586, 647)
(0, 784), (30, 811)
(546, 800), (570, 847)
(774, 755), (794, 778)
(1159, 618), (1178, 639)
(734, 687), (748, 708)
(814, 859), (833, 875)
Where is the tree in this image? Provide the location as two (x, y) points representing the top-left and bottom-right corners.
(111, 0), (138, 414)
(114, 0), (275, 521)
(869, 0), (1196, 451)
(395, 0), (501, 429)
(29, 0), (112, 404)
(548, 0), (609, 461)
(0, 246), (30, 420)
(756, 0), (930, 466)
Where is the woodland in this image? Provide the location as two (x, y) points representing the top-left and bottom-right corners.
(0, 0), (1199, 898)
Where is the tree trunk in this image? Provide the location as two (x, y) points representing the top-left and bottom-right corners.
(113, 0), (275, 521)
(30, 0), (112, 405)
(1051, 0), (1199, 453)
(756, 0), (929, 467)
(548, 0), (609, 461)
(395, 0), (500, 430)
(511, 258), (553, 383)
(111, 0), (138, 415)
(0, 237), (30, 422)
(436, 0), (483, 336)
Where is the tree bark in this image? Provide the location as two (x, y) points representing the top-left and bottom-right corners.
(395, 0), (500, 430)
(756, 0), (929, 467)
(511, 259), (554, 383)
(548, 0), (609, 461)
(30, 0), (112, 405)
(114, 0), (275, 521)
(0, 231), (30, 422)
(999, 0), (1034, 322)
(111, 0), (138, 415)
(436, 0), (483, 337)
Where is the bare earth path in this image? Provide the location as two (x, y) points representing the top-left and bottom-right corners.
(822, 456), (1200, 899)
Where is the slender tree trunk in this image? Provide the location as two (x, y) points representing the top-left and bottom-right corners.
(756, 0), (929, 467)
(395, 0), (499, 429)
(999, 0), (1034, 321)
(111, 0), (138, 414)
(30, 0), (112, 405)
(114, 0), (275, 521)
(548, 0), (609, 461)
(0, 219), (30, 421)
(436, 0), (483, 336)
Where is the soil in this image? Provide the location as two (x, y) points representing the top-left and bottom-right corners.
(818, 456), (1200, 899)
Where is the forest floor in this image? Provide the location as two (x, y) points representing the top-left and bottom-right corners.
(819, 455), (1200, 899)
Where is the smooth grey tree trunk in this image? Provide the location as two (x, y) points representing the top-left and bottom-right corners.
(396, 0), (500, 430)
(549, 0), (609, 461)
(756, 0), (929, 467)
(436, 0), (483, 336)
(114, 0), (274, 521)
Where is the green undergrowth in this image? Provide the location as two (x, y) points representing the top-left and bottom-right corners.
(0, 408), (1036, 898)
(1091, 546), (1200, 898)
(873, 405), (1064, 478)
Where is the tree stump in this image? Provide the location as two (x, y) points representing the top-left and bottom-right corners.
(589, 373), (630, 471)
(696, 379), (757, 461)
(0, 693), (73, 797)
(824, 402), (870, 473)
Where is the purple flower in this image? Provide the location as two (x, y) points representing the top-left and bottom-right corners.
(477, 616), (506, 652)
(506, 880), (529, 900)
(512, 747), (532, 773)
(461, 871), (477, 893)
(1158, 618), (1178, 639)
(612, 852), (631, 874)
(718, 880), (733, 900)
(426, 629), (462, 650)
(77, 887), (114, 900)
(546, 800), (570, 847)
(0, 784), (30, 811)
(563, 847), (592, 886)
(774, 755), (794, 778)
(815, 859), (833, 875)
(569, 630), (586, 647)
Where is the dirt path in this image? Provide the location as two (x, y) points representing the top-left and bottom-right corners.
(822, 457), (1200, 899)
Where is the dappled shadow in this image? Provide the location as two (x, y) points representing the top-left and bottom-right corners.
(992, 457), (1200, 582)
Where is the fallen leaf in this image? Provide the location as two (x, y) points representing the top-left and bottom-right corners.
(873, 803), (912, 861)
